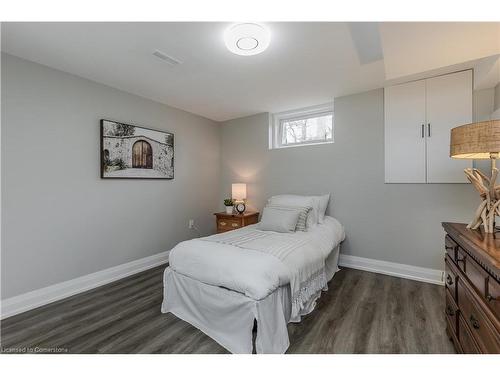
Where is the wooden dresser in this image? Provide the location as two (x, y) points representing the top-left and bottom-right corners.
(442, 222), (500, 353)
(214, 212), (259, 233)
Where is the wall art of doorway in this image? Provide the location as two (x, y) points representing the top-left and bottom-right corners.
(100, 119), (174, 179)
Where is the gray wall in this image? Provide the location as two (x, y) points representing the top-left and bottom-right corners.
(220, 89), (478, 270)
(473, 88), (498, 172)
(1, 54), (221, 298)
(495, 83), (500, 112)
(494, 83), (500, 118)
(474, 88), (495, 122)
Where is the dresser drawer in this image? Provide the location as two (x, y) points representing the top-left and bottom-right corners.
(457, 281), (500, 353)
(445, 256), (458, 302)
(215, 212), (259, 234)
(445, 235), (458, 262)
(457, 248), (488, 296)
(486, 276), (500, 319)
(217, 218), (241, 231)
(445, 289), (458, 337)
(458, 314), (481, 354)
(456, 247), (467, 273)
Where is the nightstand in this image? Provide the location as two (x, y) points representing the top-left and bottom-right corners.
(214, 211), (259, 233)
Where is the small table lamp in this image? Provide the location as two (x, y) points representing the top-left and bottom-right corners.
(450, 120), (500, 233)
(232, 183), (247, 214)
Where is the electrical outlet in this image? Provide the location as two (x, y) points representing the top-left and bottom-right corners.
(188, 219), (195, 229)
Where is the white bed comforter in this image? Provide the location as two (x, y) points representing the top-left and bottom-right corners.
(168, 216), (345, 319)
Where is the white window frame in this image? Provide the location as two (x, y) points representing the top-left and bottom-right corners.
(269, 102), (334, 149)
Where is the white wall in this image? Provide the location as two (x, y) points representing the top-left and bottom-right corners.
(1, 53), (221, 299)
(220, 89), (479, 270)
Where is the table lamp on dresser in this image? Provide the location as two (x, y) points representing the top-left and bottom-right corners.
(450, 119), (500, 233)
(232, 183), (247, 214)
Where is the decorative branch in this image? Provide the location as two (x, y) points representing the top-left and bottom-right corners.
(465, 167), (499, 233)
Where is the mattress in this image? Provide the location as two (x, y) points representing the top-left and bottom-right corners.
(161, 244), (341, 354)
(162, 217), (345, 353)
(168, 216), (345, 318)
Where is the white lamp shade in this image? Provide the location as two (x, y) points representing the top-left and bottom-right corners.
(232, 183), (247, 201)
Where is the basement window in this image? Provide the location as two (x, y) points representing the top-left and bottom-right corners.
(269, 103), (334, 149)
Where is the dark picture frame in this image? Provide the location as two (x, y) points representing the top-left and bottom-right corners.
(100, 119), (174, 179)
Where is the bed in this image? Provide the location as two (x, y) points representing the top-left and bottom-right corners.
(161, 211), (345, 354)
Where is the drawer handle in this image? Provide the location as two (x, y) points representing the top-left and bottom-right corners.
(220, 222), (227, 226)
(457, 256), (466, 264)
(486, 294), (498, 302)
(446, 274), (453, 286)
(445, 305), (455, 316)
(445, 245), (456, 250)
(469, 315), (480, 330)
(231, 223), (239, 227)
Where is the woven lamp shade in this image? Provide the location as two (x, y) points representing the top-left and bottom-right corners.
(450, 120), (500, 159)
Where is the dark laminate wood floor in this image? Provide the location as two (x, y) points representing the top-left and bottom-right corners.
(0, 265), (455, 354)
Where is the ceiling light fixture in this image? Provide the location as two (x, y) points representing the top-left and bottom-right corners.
(224, 23), (270, 56)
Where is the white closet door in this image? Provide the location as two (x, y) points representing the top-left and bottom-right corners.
(426, 70), (472, 183)
(385, 80), (426, 183)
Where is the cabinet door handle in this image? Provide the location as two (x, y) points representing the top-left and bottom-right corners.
(427, 123), (431, 137)
(421, 124), (425, 138)
(469, 315), (480, 329)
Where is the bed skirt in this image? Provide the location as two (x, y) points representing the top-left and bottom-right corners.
(161, 245), (340, 354)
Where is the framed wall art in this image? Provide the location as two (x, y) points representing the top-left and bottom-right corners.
(100, 119), (174, 179)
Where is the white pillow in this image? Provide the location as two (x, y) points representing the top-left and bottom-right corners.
(316, 194), (330, 223)
(265, 204), (312, 231)
(268, 195), (320, 227)
(258, 206), (300, 233)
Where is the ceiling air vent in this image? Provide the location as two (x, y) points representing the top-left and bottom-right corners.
(152, 50), (182, 66)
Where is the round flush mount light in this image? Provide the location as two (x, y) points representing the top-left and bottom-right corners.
(224, 23), (270, 56)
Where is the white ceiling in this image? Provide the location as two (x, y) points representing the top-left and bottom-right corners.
(2, 22), (499, 122)
(379, 22), (500, 81)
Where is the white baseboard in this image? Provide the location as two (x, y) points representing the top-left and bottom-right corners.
(339, 254), (444, 285)
(1, 250), (169, 319)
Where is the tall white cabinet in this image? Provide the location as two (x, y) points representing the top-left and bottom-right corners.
(385, 70), (472, 183)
